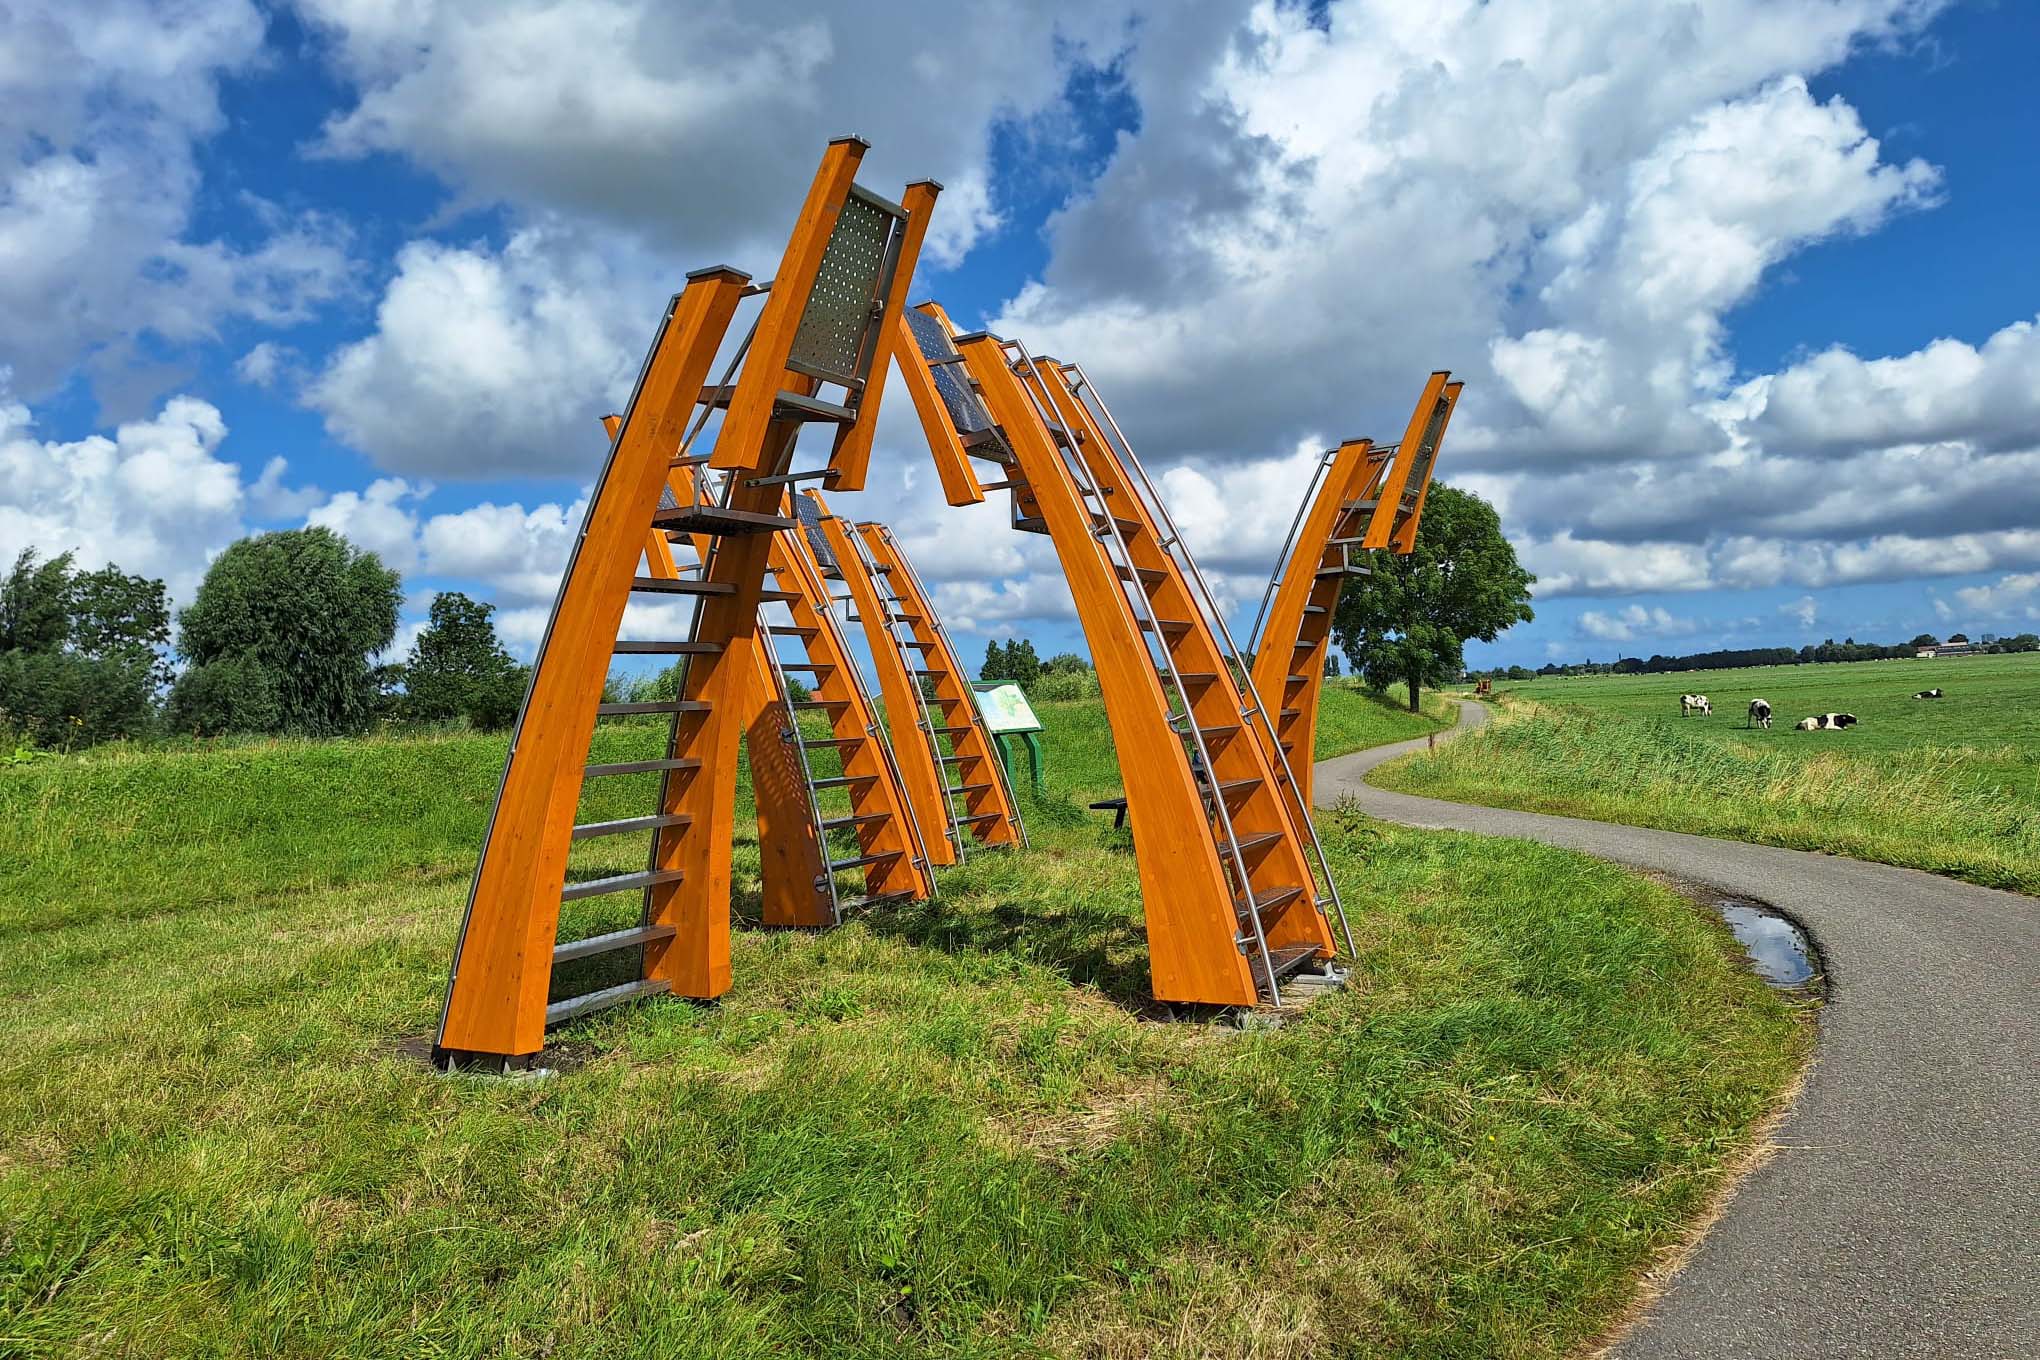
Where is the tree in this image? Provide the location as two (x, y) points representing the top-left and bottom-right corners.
(404, 592), (526, 729)
(979, 639), (1007, 683)
(1909, 633), (1939, 649)
(0, 550), (169, 747)
(1332, 485), (1534, 712)
(171, 527), (401, 736)
(1947, 632), (1970, 644)
(2004, 633), (2039, 653)
(164, 654), (283, 736)
(1006, 638), (1042, 687)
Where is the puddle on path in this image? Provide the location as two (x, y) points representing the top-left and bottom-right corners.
(1717, 900), (1817, 988)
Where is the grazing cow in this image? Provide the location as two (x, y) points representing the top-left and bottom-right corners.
(1796, 713), (1858, 731)
(1748, 698), (1772, 729)
(1681, 693), (1712, 717)
(1913, 687), (1943, 700)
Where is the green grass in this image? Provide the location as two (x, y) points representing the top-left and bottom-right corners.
(1382, 653), (2040, 893)
(0, 687), (1804, 1357)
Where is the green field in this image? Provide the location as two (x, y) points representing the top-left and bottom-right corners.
(1381, 653), (2040, 892)
(0, 686), (1804, 1357)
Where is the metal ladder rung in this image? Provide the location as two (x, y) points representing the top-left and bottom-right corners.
(629, 576), (733, 597)
(670, 453), (712, 468)
(595, 700), (710, 716)
(1162, 670), (1219, 689)
(1284, 674), (1310, 687)
(1138, 617), (1194, 637)
(586, 758), (702, 777)
(956, 811), (1003, 824)
(767, 625), (819, 639)
(1115, 564), (1167, 586)
(829, 850), (902, 871)
(1316, 565), (1371, 579)
(1238, 885), (1304, 923)
(790, 696), (852, 708)
(1204, 777), (1260, 804)
(653, 505), (797, 536)
(571, 812), (692, 840)
(552, 923), (677, 963)
(1260, 945), (1322, 993)
(1302, 604), (1327, 615)
(560, 867), (685, 902)
(759, 589), (801, 603)
(833, 891), (914, 913)
(777, 662), (837, 671)
(1230, 831), (1283, 857)
(945, 782), (994, 796)
(804, 735), (866, 749)
(614, 641), (723, 655)
(545, 978), (671, 1027)
(810, 773), (880, 789)
(821, 812), (889, 830)
(1092, 512), (1144, 537)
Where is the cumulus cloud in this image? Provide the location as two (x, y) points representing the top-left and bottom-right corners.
(295, 0), (1139, 267)
(1578, 604), (1701, 643)
(1953, 572), (2040, 622)
(308, 229), (651, 476)
(0, 2), (353, 407)
(0, 388), (318, 599)
(1780, 595), (1820, 629)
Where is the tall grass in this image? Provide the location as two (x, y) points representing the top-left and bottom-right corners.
(0, 687), (1805, 1357)
(1382, 698), (2040, 892)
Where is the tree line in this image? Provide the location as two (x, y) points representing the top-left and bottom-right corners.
(1478, 629), (2040, 681)
(1, 527), (526, 750)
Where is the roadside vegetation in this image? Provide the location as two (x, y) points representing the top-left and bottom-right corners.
(1382, 654), (2040, 893)
(1, 685), (1805, 1357)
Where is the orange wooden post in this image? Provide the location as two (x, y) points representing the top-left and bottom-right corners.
(1362, 372), (1456, 550)
(812, 493), (959, 865)
(1030, 359), (1334, 965)
(435, 269), (747, 1061)
(955, 333), (1260, 1005)
(436, 140), (941, 1065)
(857, 520), (1024, 850)
(1248, 438), (1379, 812)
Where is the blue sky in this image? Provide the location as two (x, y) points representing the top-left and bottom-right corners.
(6, 0), (2040, 674)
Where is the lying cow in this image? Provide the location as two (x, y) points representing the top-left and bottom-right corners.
(1680, 693), (1712, 717)
(1795, 713), (1858, 731)
(1748, 698), (1772, 729)
(1913, 687), (1943, 700)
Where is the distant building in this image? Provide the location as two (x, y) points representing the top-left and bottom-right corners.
(1919, 641), (1975, 659)
(1916, 647), (1937, 658)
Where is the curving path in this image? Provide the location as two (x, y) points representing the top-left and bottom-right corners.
(1316, 701), (2039, 1359)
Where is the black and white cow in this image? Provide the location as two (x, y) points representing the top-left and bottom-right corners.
(1913, 687), (1943, 700)
(1680, 693), (1712, 717)
(1795, 713), (1858, 731)
(1748, 698), (1772, 729)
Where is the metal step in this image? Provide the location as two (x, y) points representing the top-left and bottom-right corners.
(552, 923), (677, 963)
(830, 850), (902, 871)
(821, 812), (889, 830)
(671, 453), (712, 468)
(614, 640), (723, 655)
(545, 977), (671, 1027)
(571, 812), (692, 840)
(1260, 944), (1322, 992)
(629, 576), (733, 596)
(810, 773), (879, 789)
(653, 505), (797, 537)
(585, 758), (702, 777)
(1162, 670), (1219, 689)
(1316, 564), (1372, 579)
(1138, 617), (1195, 638)
(945, 782), (994, 796)
(767, 625), (819, 639)
(1115, 564), (1167, 587)
(560, 866), (686, 902)
(1230, 831), (1283, 858)
(1238, 885), (1304, 924)
(596, 700), (711, 717)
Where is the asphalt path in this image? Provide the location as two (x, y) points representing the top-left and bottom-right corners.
(1315, 700), (2039, 1359)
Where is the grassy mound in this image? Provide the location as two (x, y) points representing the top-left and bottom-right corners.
(0, 687), (1803, 1357)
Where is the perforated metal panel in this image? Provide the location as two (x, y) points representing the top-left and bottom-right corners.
(794, 493), (840, 574)
(903, 310), (1008, 455)
(659, 484), (681, 512)
(788, 194), (894, 382)
(1401, 398), (1450, 503)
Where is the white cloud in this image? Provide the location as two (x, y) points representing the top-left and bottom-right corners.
(1578, 604), (1700, 643)
(294, 0), (1140, 267)
(308, 229), (648, 476)
(0, 2), (353, 407)
(0, 388), (317, 599)
(307, 477), (433, 573)
(1780, 595), (1820, 629)
(1953, 572), (2040, 622)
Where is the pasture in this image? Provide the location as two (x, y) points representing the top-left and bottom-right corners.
(0, 684), (1806, 1358)
(1381, 653), (2040, 892)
